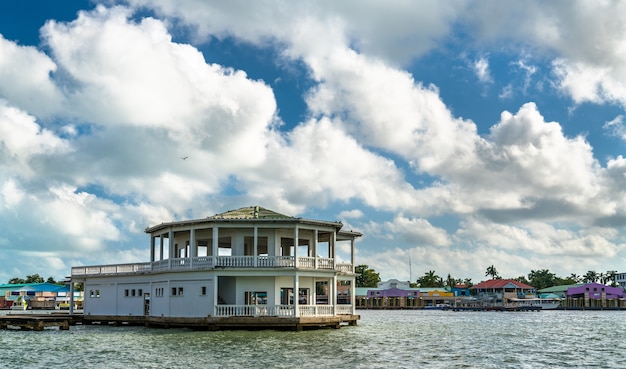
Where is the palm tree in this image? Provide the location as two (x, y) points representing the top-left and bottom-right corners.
(485, 265), (500, 279)
(583, 270), (598, 283)
(605, 270), (617, 286)
(569, 273), (581, 283)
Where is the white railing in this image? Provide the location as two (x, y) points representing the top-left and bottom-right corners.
(72, 263), (152, 276)
(71, 256), (352, 276)
(318, 258), (334, 269)
(335, 305), (353, 315)
(214, 304), (348, 317)
(335, 263), (353, 272)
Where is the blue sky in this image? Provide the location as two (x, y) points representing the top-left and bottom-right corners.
(1, 1), (626, 284)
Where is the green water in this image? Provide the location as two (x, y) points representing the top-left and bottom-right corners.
(2, 310), (625, 368)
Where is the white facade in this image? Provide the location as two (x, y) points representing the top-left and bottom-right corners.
(71, 206), (361, 323)
(616, 272), (626, 289)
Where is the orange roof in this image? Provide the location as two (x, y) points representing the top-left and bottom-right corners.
(471, 279), (534, 290)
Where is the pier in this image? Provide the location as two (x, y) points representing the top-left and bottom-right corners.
(0, 313), (80, 331)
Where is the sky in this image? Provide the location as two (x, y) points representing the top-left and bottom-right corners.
(1, 1), (626, 285)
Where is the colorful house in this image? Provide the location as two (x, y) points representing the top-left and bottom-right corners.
(71, 206), (361, 330)
(0, 282), (82, 310)
(471, 279), (535, 306)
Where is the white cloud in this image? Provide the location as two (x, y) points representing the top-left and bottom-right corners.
(385, 215), (451, 246)
(603, 115), (626, 142)
(473, 57), (492, 83)
(339, 209), (364, 219)
(499, 84), (513, 99)
(0, 35), (63, 116)
(0, 101), (70, 177)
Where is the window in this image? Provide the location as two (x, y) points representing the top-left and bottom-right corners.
(201, 286), (207, 295)
(132, 289), (136, 297)
(138, 289), (143, 296)
(172, 287), (184, 296)
(245, 291), (267, 305)
(125, 289), (129, 297)
(155, 288), (164, 297)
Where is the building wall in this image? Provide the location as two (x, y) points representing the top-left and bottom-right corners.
(168, 279), (213, 317)
(151, 280), (169, 316)
(84, 282), (118, 315)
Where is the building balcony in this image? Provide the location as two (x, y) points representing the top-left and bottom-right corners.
(214, 304), (353, 317)
(71, 256), (354, 277)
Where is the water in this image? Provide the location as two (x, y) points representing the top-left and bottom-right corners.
(2, 310), (626, 368)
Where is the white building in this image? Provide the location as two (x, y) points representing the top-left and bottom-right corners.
(71, 206), (361, 330)
(616, 272), (626, 289)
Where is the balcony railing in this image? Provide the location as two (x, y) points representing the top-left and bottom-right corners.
(214, 304), (348, 317)
(71, 256), (353, 277)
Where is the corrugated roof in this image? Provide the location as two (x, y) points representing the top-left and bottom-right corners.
(538, 284), (583, 293)
(471, 279), (534, 290)
(208, 206), (294, 220)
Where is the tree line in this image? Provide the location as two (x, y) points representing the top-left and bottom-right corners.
(6, 274), (64, 285)
(355, 264), (622, 290)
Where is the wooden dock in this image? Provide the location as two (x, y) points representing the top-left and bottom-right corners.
(0, 313), (80, 331)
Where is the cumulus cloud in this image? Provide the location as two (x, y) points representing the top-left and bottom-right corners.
(0, 36), (63, 116)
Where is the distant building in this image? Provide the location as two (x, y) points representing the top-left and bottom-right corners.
(0, 282), (82, 310)
(539, 283), (625, 309)
(471, 279), (535, 305)
(615, 272), (626, 289)
(355, 279), (470, 309)
(71, 206), (361, 330)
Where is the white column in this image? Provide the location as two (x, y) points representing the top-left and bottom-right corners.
(253, 226), (258, 267)
(351, 279), (356, 315)
(150, 236), (155, 262)
(212, 226), (219, 263)
(293, 225), (299, 268)
(168, 229), (174, 258)
(168, 229), (174, 269)
(293, 274), (299, 317)
(332, 275), (337, 313)
(332, 231), (336, 269)
(351, 239), (355, 273)
(159, 235), (164, 261)
(69, 281), (75, 315)
(314, 230), (318, 269)
(213, 278), (218, 316)
(190, 228), (196, 268)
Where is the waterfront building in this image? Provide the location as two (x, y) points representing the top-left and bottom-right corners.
(471, 279), (535, 305)
(0, 282), (82, 310)
(538, 283), (625, 309)
(354, 279), (470, 309)
(616, 272), (626, 289)
(71, 206), (361, 330)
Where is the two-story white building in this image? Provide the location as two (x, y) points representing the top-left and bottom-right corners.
(71, 206), (361, 330)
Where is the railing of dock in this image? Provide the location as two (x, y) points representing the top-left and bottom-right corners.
(71, 256), (352, 276)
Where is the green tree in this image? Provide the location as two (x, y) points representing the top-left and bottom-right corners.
(485, 265), (500, 279)
(417, 270), (444, 287)
(462, 278), (474, 288)
(515, 275), (530, 285)
(8, 277), (25, 284)
(583, 270), (598, 283)
(355, 265), (381, 287)
(605, 270), (618, 287)
(527, 269), (557, 290)
(25, 274), (44, 283)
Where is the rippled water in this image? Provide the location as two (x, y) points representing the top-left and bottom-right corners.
(2, 310), (626, 368)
